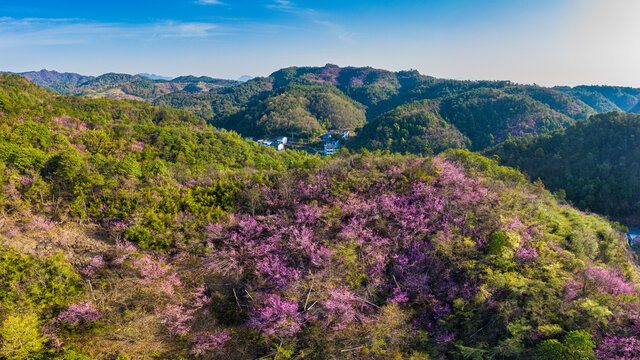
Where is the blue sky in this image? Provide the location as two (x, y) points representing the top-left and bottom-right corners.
(1, 0), (639, 86)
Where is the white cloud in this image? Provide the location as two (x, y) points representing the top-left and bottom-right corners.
(0, 17), (221, 47)
(267, 0), (295, 11)
(155, 21), (218, 38)
(313, 20), (353, 43)
(195, 0), (224, 5)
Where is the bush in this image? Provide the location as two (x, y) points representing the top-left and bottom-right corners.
(0, 312), (46, 360)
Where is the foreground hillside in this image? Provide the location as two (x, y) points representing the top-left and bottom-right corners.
(2, 74), (640, 359)
(488, 111), (640, 226)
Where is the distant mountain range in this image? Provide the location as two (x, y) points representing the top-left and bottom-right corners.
(237, 75), (253, 82)
(554, 85), (640, 113)
(137, 73), (173, 81)
(152, 64), (598, 151)
(6, 69), (240, 102)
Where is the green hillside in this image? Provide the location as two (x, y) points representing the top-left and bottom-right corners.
(555, 85), (640, 113)
(220, 84), (366, 138)
(348, 99), (469, 154)
(440, 88), (576, 150)
(488, 111), (640, 225)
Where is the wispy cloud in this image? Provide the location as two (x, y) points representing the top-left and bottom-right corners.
(0, 17), (221, 47)
(265, 0), (352, 42)
(195, 0), (225, 5)
(155, 21), (218, 38)
(313, 20), (353, 43)
(266, 0), (296, 12)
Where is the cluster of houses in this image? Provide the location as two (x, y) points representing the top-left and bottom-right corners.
(246, 136), (288, 151)
(245, 129), (350, 156)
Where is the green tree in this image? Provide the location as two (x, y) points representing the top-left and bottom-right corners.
(536, 330), (596, 360)
(0, 312), (46, 360)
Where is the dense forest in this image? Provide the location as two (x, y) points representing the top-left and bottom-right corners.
(155, 65), (596, 143)
(488, 111), (640, 226)
(348, 100), (469, 155)
(218, 84), (367, 139)
(2, 72), (640, 360)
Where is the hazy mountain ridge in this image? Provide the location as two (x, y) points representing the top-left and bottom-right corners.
(5, 69), (240, 102)
(137, 73), (173, 81)
(555, 85), (640, 113)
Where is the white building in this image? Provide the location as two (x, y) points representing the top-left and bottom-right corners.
(323, 140), (340, 155)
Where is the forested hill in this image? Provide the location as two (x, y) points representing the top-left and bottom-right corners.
(348, 87), (580, 153)
(0, 72), (311, 232)
(488, 111), (640, 226)
(2, 72), (640, 359)
(555, 85), (640, 113)
(153, 64), (595, 147)
(11, 65), (618, 152)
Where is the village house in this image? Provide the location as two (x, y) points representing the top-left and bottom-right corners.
(323, 139), (340, 155)
(252, 137), (286, 151)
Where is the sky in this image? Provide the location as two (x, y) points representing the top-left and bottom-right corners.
(1, 0), (640, 86)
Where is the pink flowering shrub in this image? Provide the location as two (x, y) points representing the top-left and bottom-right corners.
(158, 304), (194, 336)
(595, 335), (640, 360)
(19, 175), (37, 187)
(582, 265), (636, 297)
(189, 330), (231, 356)
(515, 245), (539, 261)
(41, 319), (63, 348)
(322, 287), (367, 331)
(157, 283), (214, 343)
(248, 293), (302, 337)
(80, 255), (105, 276)
(134, 256), (181, 295)
(58, 302), (101, 329)
(25, 215), (55, 231)
(129, 140), (145, 153)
